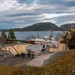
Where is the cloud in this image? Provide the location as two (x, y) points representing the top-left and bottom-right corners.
(64, 0), (75, 2)
(0, 0), (75, 29)
(0, 0), (20, 11)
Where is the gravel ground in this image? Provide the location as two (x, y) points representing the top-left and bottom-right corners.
(0, 51), (65, 66)
(43, 51), (65, 66)
(0, 56), (32, 66)
(26, 51), (65, 67)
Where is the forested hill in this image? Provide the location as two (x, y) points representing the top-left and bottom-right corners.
(14, 22), (60, 31)
(60, 23), (75, 30)
(1, 22), (75, 31)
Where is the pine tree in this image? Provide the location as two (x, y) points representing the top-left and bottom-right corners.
(1, 30), (7, 44)
(8, 29), (16, 43)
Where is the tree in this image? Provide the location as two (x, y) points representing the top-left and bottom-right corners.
(60, 29), (75, 49)
(8, 29), (16, 44)
(1, 30), (7, 44)
(1, 30), (7, 39)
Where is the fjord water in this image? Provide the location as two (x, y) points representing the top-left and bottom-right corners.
(0, 31), (63, 40)
(14, 31), (63, 40)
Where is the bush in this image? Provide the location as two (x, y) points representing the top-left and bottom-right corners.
(0, 50), (75, 75)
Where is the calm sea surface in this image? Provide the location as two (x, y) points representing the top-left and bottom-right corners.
(14, 31), (63, 40)
(0, 31), (64, 40)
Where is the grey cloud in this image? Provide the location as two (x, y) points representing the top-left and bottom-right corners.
(17, 0), (35, 4)
(0, 0), (5, 3)
(53, 14), (75, 26)
(0, 0), (75, 29)
(17, 0), (64, 5)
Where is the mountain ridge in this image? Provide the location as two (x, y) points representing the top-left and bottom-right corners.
(60, 23), (75, 30)
(0, 22), (75, 31)
(13, 22), (60, 31)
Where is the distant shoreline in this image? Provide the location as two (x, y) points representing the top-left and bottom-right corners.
(0, 30), (65, 32)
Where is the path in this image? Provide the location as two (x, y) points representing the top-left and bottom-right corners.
(26, 51), (64, 67)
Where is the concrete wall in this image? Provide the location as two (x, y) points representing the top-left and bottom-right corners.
(1, 43), (30, 55)
(0, 43), (68, 55)
(49, 43), (68, 52)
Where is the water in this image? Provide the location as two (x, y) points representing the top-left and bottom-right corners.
(13, 31), (63, 40)
(0, 31), (63, 40)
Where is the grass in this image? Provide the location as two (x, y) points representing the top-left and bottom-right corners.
(0, 50), (75, 75)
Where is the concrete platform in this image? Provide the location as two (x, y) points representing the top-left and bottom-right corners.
(26, 51), (64, 67)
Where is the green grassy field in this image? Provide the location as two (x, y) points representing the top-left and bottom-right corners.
(0, 50), (75, 75)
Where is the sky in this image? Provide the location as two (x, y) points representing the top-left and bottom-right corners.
(0, 0), (75, 29)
